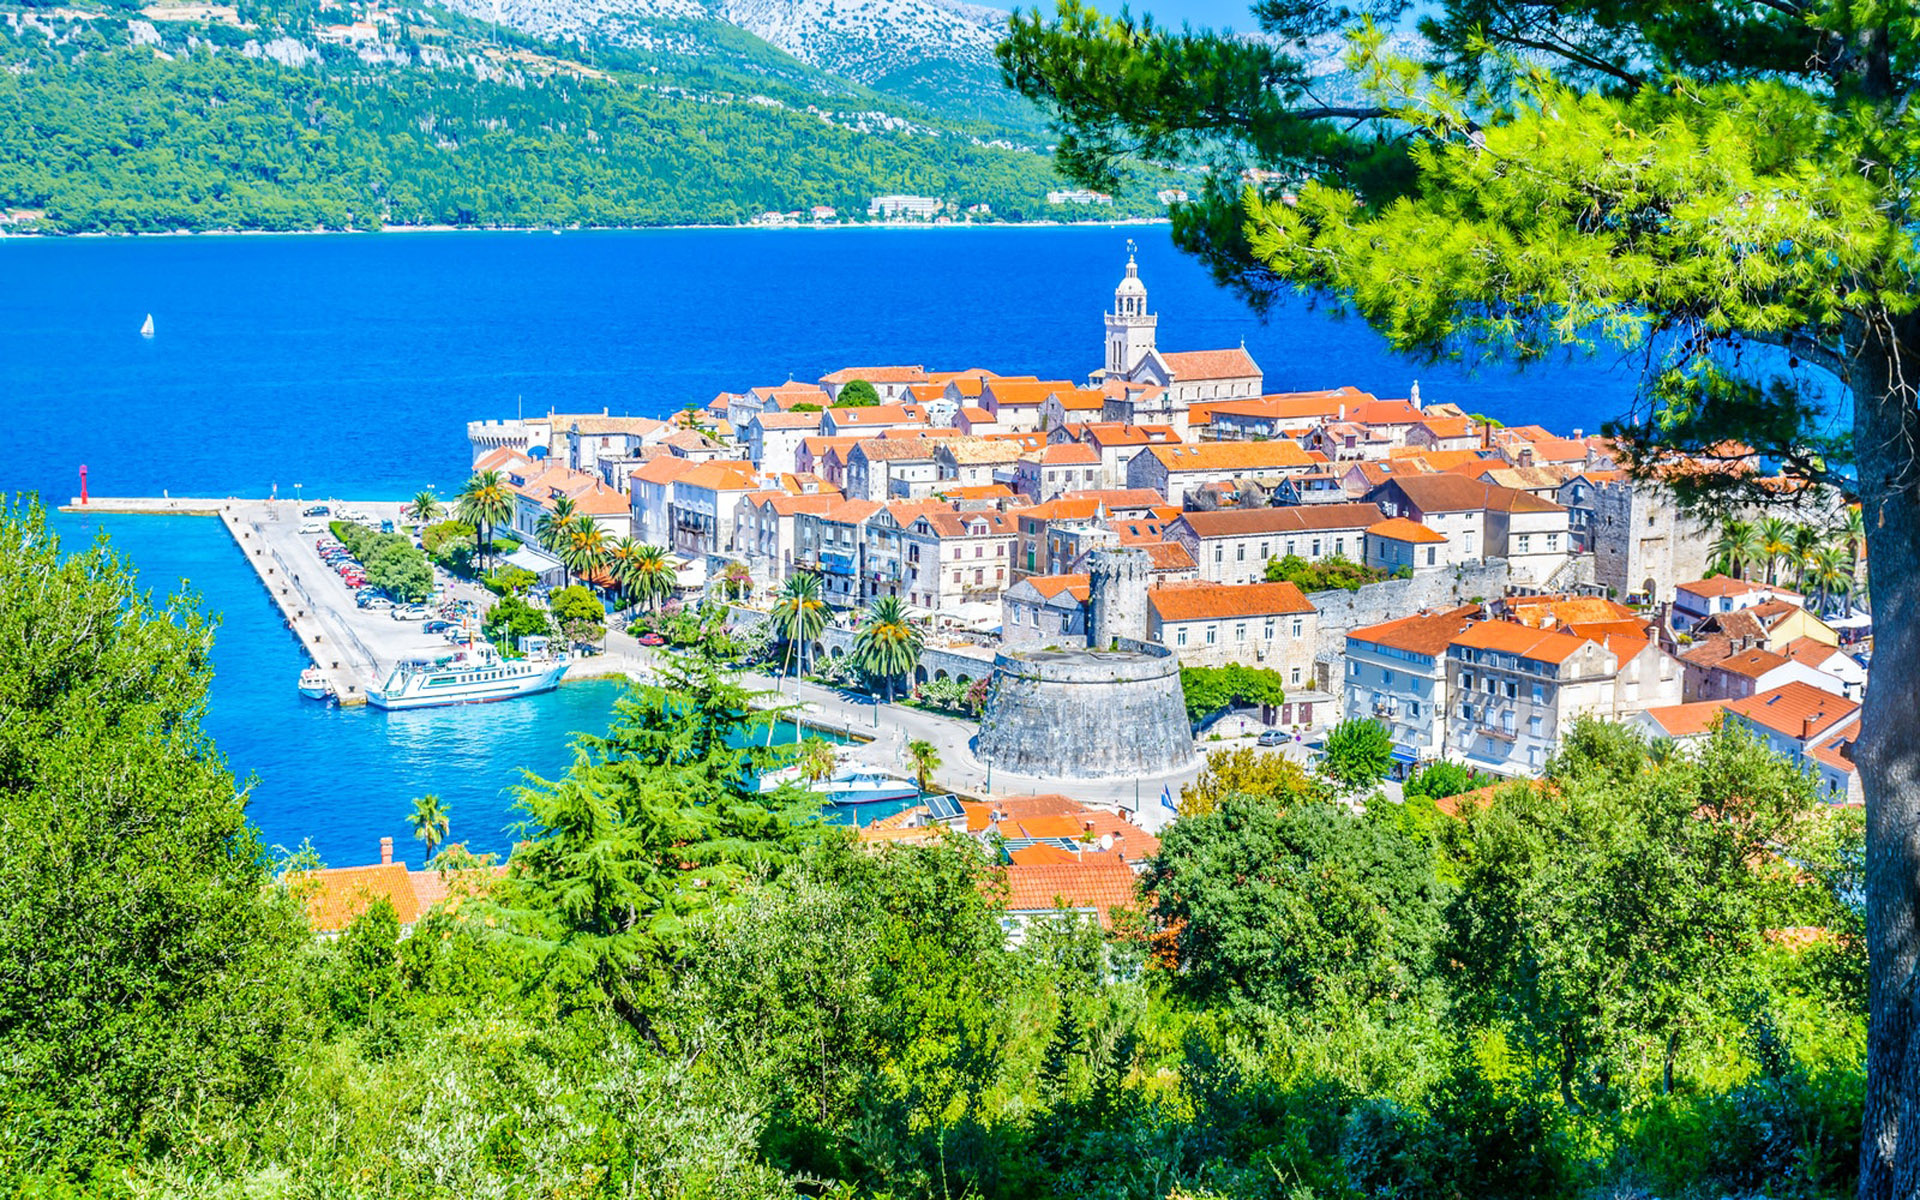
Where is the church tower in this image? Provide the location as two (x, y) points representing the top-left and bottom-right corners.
(1103, 241), (1158, 378)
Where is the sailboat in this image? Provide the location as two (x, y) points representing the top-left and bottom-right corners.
(139, 313), (154, 337)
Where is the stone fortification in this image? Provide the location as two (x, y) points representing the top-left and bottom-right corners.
(1087, 546), (1151, 648)
(1306, 559), (1512, 685)
(977, 641), (1194, 780)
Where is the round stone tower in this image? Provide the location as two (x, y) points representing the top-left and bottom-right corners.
(1087, 546), (1151, 649)
(977, 645), (1195, 781)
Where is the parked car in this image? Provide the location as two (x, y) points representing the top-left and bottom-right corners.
(392, 606), (428, 621)
(637, 632), (666, 647)
(302, 505), (330, 517)
(423, 620), (456, 634)
(1257, 730), (1287, 747)
(445, 631), (472, 646)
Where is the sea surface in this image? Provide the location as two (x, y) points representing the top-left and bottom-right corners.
(8, 227), (1651, 862)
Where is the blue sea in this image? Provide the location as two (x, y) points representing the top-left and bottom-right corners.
(6, 227), (1650, 863)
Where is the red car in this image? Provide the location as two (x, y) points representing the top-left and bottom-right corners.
(637, 632), (666, 646)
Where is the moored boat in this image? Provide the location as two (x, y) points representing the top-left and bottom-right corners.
(763, 763), (919, 808)
(366, 646), (567, 711)
(298, 666), (334, 701)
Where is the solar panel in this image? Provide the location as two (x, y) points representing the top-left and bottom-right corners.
(926, 795), (963, 821)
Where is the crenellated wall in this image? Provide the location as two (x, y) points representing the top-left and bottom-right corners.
(976, 641), (1195, 780)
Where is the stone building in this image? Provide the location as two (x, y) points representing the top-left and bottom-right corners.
(1569, 473), (1715, 603)
(1145, 581), (1318, 684)
(1088, 547), (1152, 649)
(976, 644), (1194, 780)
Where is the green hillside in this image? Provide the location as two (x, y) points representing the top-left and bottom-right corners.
(0, 0), (1156, 232)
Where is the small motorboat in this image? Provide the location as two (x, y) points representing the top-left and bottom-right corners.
(298, 666), (334, 702)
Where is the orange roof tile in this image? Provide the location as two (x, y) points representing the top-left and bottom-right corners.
(1348, 605), (1484, 657)
(297, 863), (421, 932)
(1726, 682), (1860, 741)
(1160, 347), (1261, 381)
(1020, 573), (1091, 602)
(1148, 581), (1315, 622)
(1147, 441), (1317, 472)
(1368, 517), (1447, 544)
(1008, 842), (1081, 866)
(821, 365), (927, 384)
(1641, 700), (1731, 738)
(1177, 502), (1383, 537)
(1001, 859), (1140, 922)
(1450, 620), (1592, 665)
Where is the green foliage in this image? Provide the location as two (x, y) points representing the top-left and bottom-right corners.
(1402, 760), (1487, 803)
(331, 520), (434, 602)
(481, 594), (549, 647)
(1320, 718), (1395, 790)
(1178, 663), (1287, 723)
(482, 564), (537, 597)
(419, 518), (474, 561)
(831, 379), (881, 407)
(0, 500), (305, 1172)
(327, 897), (401, 1026)
(547, 584), (606, 646)
(506, 643), (818, 1044)
(0, 8), (1145, 233)
(1178, 745), (1322, 816)
(1264, 552), (1387, 592)
(851, 594), (923, 700)
(1146, 794), (1443, 1021)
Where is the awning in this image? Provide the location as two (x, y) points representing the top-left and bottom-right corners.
(1390, 747), (1420, 765)
(504, 545), (561, 575)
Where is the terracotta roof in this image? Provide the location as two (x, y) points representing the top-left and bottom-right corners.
(917, 510), (1018, 538)
(297, 863), (421, 932)
(821, 365), (927, 384)
(1147, 441), (1317, 472)
(473, 447), (539, 475)
(1198, 388), (1365, 421)
(1001, 859), (1140, 922)
(1081, 422), (1182, 448)
(1347, 399), (1426, 426)
(1177, 502), (1383, 537)
(1139, 541), (1198, 572)
(986, 380), (1077, 408)
(1784, 637), (1843, 667)
(1348, 605), (1482, 657)
(1416, 416), (1476, 438)
(1368, 517), (1447, 544)
(1032, 443), (1100, 466)
(676, 463), (760, 492)
(1450, 620), (1593, 666)
(852, 438), (938, 462)
(958, 406), (996, 424)
(573, 486), (630, 516)
(1677, 576), (1768, 599)
(800, 435), (862, 458)
(1020, 573), (1091, 602)
(1402, 449), (1503, 471)
(1381, 474), (1565, 514)
(1641, 700), (1731, 738)
(937, 484), (1018, 500)
(1523, 437), (1590, 463)
(1160, 347), (1262, 381)
(629, 455), (704, 486)
(1726, 682), (1860, 741)
(751, 411), (826, 430)
(1505, 595), (1640, 628)
(1059, 488), (1167, 512)
(827, 404), (917, 426)
(1048, 387), (1109, 411)
(816, 498), (884, 525)
(1716, 647), (1792, 679)
(1148, 580), (1314, 622)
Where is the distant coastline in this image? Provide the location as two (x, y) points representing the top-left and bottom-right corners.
(0, 216), (1175, 241)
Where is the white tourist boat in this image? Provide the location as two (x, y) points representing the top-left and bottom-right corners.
(761, 763), (920, 808)
(297, 666), (334, 702)
(366, 646), (568, 711)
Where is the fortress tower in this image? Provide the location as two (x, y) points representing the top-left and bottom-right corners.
(1103, 243), (1158, 378)
(1087, 546), (1152, 649)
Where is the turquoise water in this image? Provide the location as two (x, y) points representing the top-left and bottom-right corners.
(51, 510), (845, 866)
(11, 227), (1654, 861)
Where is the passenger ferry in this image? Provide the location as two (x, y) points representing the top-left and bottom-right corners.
(367, 646), (568, 711)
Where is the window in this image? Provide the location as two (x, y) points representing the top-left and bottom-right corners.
(1235, 623), (1247, 641)
(1383, 669), (1396, 686)
(1206, 626), (1217, 645)
(1060, 613), (1071, 633)
(974, 569), (984, 584)
(1528, 714), (1543, 736)
(1177, 628), (1189, 646)
(974, 545), (983, 558)
(952, 571), (961, 583)
(1460, 671), (1474, 690)
(1312, 538), (1323, 556)
(1335, 537), (1346, 557)
(1215, 546), (1224, 563)
(1290, 666), (1302, 685)
(1260, 542), (1269, 559)
(1547, 532), (1560, 551)
(1516, 534), (1532, 554)
(1349, 660), (1360, 678)
(1505, 681), (1518, 700)
(1532, 683), (1545, 704)
(1426, 547), (1437, 566)
(1291, 617), (1304, 639)
(1407, 701), (1420, 718)
(1286, 540), (1297, 556)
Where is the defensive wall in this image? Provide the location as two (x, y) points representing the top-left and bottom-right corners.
(976, 637), (1195, 780)
(1306, 559), (1512, 687)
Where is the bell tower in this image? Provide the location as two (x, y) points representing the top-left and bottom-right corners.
(1103, 240), (1157, 378)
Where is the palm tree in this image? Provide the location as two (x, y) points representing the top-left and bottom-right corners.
(606, 535), (644, 607)
(906, 739), (940, 795)
(1789, 523), (1823, 593)
(1806, 544), (1851, 615)
(559, 514), (610, 590)
(771, 572), (828, 681)
(406, 793), (451, 861)
(852, 594), (924, 702)
(405, 490), (441, 526)
(1757, 516), (1792, 586)
(535, 496), (580, 558)
(1710, 518), (1761, 580)
(1840, 505), (1867, 577)
(627, 544), (677, 613)
(798, 737), (839, 787)
(456, 470), (513, 570)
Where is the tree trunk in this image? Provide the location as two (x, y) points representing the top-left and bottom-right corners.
(1854, 315), (1920, 1200)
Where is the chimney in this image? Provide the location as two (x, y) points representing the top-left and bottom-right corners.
(1573, 427), (1584, 439)
(379, 836), (393, 865)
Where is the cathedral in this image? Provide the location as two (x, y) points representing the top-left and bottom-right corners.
(1093, 243), (1265, 437)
